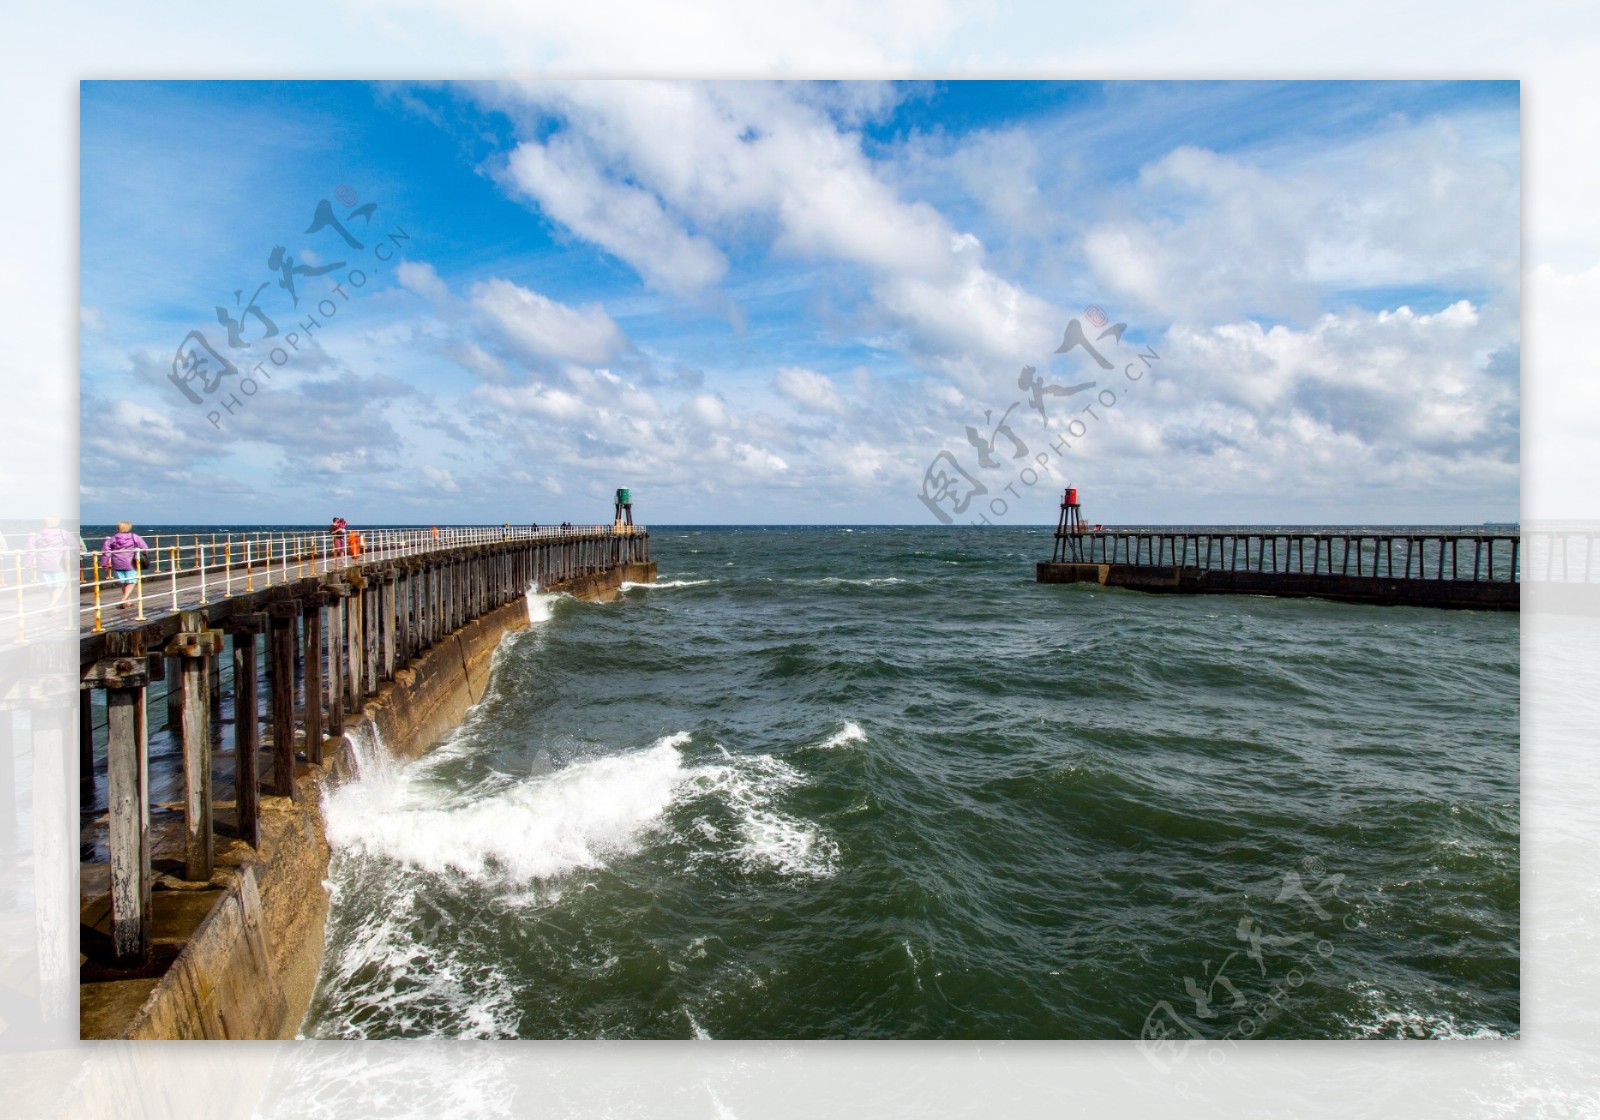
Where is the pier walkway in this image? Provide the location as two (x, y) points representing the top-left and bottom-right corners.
(73, 524), (652, 1035)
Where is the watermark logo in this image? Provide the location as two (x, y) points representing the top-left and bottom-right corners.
(168, 188), (413, 430)
(916, 306), (1161, 525)
(1138, 857), (1362, 1086)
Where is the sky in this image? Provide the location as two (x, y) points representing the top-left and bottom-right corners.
(78, 79), (1521, 527)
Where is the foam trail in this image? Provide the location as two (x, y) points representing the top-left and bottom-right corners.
(622, 578), (713, 590)
(684, 748), (839, 878)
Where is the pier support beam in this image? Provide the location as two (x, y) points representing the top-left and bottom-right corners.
(268, 603), (301, 800)
(166, 612), (224, 882)
(302, 601), (324, 766)
(323, 589), (348, 736)
(83, 656), (155, 967)
(224, 614), (265, 848)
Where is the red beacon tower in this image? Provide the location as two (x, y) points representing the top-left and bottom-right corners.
(1052, 485), (1087, 562)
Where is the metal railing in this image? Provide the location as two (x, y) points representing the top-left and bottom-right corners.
(1051, 530), (1523, 584)
(50, 523), (643, 637)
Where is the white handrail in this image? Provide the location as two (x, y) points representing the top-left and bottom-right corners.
(42, 522), (647, 637)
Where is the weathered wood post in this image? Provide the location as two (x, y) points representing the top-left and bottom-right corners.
(397, 565), (412, 665)
(382, 569), (398, 680)
(346, 580), (364, 712)
(83, 655), (155, 967)
(225, 614), (265, 848)
(302, 596), (325, 766)
(167, 611), (224, 882)
(322, 587), (348, 738)
(268, 602), (301, 800)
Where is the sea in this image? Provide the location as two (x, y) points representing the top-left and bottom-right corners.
(266, 524), (1519, 1041)
(79, 522), (1518, 1040)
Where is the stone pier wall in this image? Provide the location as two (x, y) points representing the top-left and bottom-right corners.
(85, 560), (655, 1039)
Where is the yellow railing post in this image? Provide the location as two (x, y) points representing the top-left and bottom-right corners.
(92, 555), (103, 633)
(134, 551), (146, 621)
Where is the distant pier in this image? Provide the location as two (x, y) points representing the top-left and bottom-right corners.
(1037, 527), (1520, 611)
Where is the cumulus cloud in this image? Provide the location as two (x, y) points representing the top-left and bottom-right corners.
(1082, 123), (1520, 323)
(503, 135), (728, 298)
(470, 276), (627, 365)
(487, 80), (1063, 384)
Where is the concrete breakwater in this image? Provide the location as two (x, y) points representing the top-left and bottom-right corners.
(78, 529), (654, 1039)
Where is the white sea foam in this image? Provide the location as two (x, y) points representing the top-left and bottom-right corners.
(311, 875), (522, 1039)
(326, 733), (695, 885)
(683, 747), (839, 878)
(1341, 990), (1518, 1039)
(817, 722), (866, 750)
(524, 587), (565, 624)
(685, 1010), (713, 1040)
(621, 578), (713, 590)
(796, 576), (903, 587)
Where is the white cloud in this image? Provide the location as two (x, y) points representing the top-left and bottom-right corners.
(503, 135), (728, 298)
(488, 80), (1064, 385)
(397, 259), (452, 303)
(774, 366), (847, 414)
(1082, 124), (1519, 323)
(471, 277), (628, 366)
(421, 465), (461, 493)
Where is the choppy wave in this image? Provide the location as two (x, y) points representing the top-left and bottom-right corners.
(308, 524), (1519, 1040)
(815, 722), (867, 750)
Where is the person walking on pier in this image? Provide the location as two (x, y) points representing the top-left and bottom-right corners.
(26, 516), (76, 609)
(330, 516), (349, 557)
(101, 521), (149, 610)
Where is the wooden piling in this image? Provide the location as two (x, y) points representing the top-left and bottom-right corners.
(325, 592), (346, 737)
(303, 599), (324, 766)
(86, 656), (154, 967)
(382, 572), (397, 681)
(268, 604), (300, 800)
(227, 616), (264, 848)
(168, 612), (220, 882)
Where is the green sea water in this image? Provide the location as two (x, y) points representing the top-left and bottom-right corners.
(300, 526), (1519, 1040)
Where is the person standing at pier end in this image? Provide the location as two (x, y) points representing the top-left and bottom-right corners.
(100, 521), (148, 610)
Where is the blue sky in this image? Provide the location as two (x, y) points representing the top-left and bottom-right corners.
(79, 80), (1520, 526)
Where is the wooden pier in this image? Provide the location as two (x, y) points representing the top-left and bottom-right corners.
(1038, 523), (1519, 611)
(76, 524), (652, 1026)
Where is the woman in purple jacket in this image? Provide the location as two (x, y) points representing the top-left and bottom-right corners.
(101, 521), (149, 609)
(27, 516), (77, 609)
